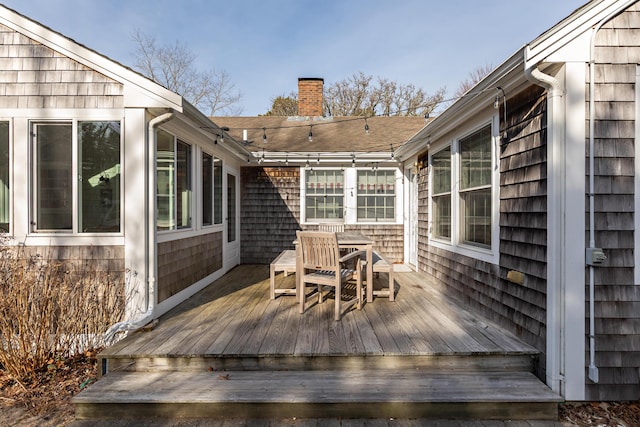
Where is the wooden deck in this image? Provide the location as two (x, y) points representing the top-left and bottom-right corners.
(77, 265), (561, 422)
(101, 264), (538, 367)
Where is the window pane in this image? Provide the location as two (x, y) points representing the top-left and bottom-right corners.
(433, 194), (451, 240)
(305, 170), (344, 220)
(36, 123), (72, 230)
(461, 188), (491, 247)
(176, 140), (191, 229)
(202, 153), (213, 226)
(79, 121), (121, 233)
(157, 130), (174, 230)
(460, 125), (491, 190)
(0, 122), (8, 232)
(356, 170), (395, 221)
(213, 158), (222, 224)
(432, 147), (451, 195)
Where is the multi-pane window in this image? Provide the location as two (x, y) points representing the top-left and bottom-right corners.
(202, 152), (223, 226)
(0, 122), (8, 233)
(430, 124), (492, 249)
(459, 125), (492, 247)
(157, 130), (192, 230)
(33, 121), (121, 233)
(431, 147), (451, 240)
(305, 169), (344, 220)
(357, 170), (395, 221)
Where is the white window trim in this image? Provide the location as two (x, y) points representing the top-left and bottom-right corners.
(29, 119), (124, 237)
(300, 167), (403, 225)
(428, 117), (500, 264)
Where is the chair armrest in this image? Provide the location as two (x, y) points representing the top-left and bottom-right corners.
(339, 250), (366, 264)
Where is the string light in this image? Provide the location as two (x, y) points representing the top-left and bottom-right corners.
(308, 125), (313, 142)
(262, 127), (267, 143)
(364, 118), (369, 135)
(390, 144), (395, 160)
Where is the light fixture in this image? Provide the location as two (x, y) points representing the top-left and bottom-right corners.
(219, 126), (229, 143)
(390, 144), (395, 160)
(351, 155), (356, 168)
(214, 135), (218, 145)
(262, 127), (267, 143)
(285, 155), (289, 166)
(495, 87), (508, 140)
(305, 156), (310, 169)
(364, 118), (369, 135)
(317, 155), (320, 165)
(308, 125), (313, 142)
(424, 112), (430, 122)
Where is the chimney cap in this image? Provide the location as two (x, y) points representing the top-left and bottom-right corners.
(298, 77), (324, 82)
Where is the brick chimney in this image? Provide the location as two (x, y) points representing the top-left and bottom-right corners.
(297, 77), (324, 117)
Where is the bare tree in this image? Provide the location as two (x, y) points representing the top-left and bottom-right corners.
(453, 64), (494, 99)
(131, 30), (242, 116)
(323, 72), (445, 117)
(264, 92), (298, 116)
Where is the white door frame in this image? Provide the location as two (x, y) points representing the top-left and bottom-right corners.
(223, 166), (240, 271)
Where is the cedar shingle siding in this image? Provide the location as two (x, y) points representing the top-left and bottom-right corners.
(587, 4), (640, 401)
(416, 86), (549, 378)
(240, 166), (404, 264)
(157, 233), (223, 302)
(0, 24), (123, 109)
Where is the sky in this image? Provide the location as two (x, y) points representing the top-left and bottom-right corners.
(1, 0), (587, 116)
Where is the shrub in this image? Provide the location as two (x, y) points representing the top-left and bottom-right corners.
(0, 241), (127, 382)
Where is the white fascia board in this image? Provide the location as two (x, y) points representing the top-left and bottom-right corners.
(0, 5), (183, 111)
(525, 0), (637, 68)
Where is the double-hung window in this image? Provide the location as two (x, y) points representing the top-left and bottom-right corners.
(357, 169), (395, 221)
(431, 147), (452, 240)
(202, 152), (223, 226)
(430, 123), (494, 253)
(0, 122), (8, 233)
(305, 169), (344, 221)
(32, 121), (121, 233)
(157, 130), (192, 231)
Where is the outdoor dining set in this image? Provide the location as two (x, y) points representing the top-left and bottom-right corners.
(269, 230), (395, 321)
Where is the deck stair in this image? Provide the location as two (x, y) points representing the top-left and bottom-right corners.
(73, 266), (562, 422)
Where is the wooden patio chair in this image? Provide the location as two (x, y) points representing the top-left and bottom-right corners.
(296, 231), (363, 321)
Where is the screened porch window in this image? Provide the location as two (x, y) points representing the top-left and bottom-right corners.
(0, 122), (8, 233)
(32, 121), (121, 233)
(157, 130), (192, 231)
(305, 169), (344, 221)
(357, 169), (395, 221)
(202, 152), (223, 226)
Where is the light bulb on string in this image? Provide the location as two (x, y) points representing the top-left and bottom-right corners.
(308, 125), (313, 142)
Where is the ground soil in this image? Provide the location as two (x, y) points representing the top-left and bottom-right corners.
(1, 354), (639, 426)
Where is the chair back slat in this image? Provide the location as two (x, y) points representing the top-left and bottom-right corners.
(297, 231), (340, 273)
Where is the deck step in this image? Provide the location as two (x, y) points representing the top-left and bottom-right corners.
(73, 369), (562, 421)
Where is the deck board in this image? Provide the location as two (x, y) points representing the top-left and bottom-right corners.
(102, 265), (538, 360)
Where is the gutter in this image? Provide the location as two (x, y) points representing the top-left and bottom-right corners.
(524, 63), (566, 395)
(105, 110), (175, 344)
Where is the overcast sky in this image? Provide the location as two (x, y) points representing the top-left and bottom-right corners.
(2, 0), (587, 115)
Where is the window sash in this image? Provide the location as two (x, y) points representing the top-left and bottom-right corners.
(305, 169), (344, 220)
(78, 121), (121, 233)
(202, 152), (223, 226)
(35, 123), (73, 231)
(460, 188), (491, 247)
(432, 147), (451, 195)
(356, 170), (395, 221)
(460, 125), (491, 190)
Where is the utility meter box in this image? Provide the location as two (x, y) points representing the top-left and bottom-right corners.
(586, 247), (607, 266)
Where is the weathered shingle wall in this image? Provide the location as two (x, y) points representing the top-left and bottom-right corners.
(157, 232), (222, 302)
(416, 85), (549, 379)
(241, 167), (302, 264)
(0, 24), (123, 109)
(240, 167), (404, 264)
(587, 4), (640, 401)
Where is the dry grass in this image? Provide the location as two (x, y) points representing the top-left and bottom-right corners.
(0, 240), (126, 383)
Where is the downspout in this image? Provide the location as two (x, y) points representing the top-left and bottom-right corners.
(525, 64), (566, 395)
(105, 110), (175, 343)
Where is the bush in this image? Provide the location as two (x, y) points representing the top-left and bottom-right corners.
(0, 241), (127, 382)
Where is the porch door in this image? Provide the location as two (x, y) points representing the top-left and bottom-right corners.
(407, 167), (418, 267)
(224, 169), (240, 270)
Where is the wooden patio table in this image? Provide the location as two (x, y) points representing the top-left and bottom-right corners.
(294, 232), (375, 304)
